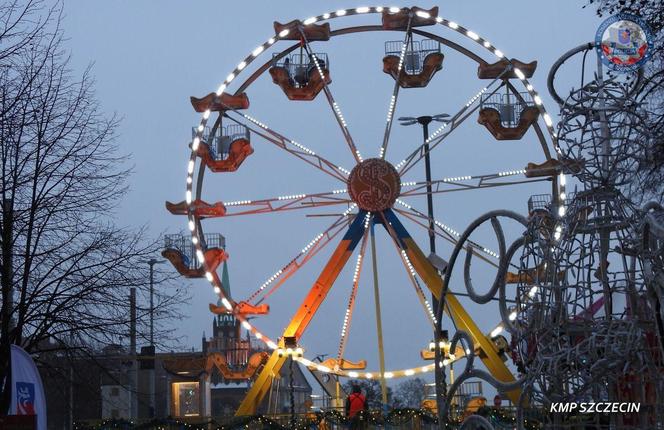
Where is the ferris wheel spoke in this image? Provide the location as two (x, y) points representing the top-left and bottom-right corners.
(298, 32), (363, 163)
(393, 207), (503, 270)
(376, 210), (438, 328)
(246, 211), (355, 305)
(398, 169), (548, 198)
(395, 202), (520, 271)
(393, 199), (505, 267)
(221, 189), (351, 217)
(380, 24), (413, 159)
(225, 111), (351, 182)
(395, 74), (508, 176)
(336, 213), (372, 361)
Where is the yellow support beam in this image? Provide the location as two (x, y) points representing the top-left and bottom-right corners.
(379, 209), (520, 403)
(236, 348), (287, 416)
(402, 236), (520, 403)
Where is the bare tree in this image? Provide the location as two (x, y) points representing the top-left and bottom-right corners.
(394, 377), (427, 408)
(0, 0), (188, 414)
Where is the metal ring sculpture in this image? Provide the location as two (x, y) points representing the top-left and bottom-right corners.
(642, 202), (664, 346)
(547, 42), (644, 107)
(437, 42), (664, 428)
(167, 5), (565, 416)
(437, 210), (531, 427)
(494, 44), (664, 428)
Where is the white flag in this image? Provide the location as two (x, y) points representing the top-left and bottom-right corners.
(9, 344), (47, 430)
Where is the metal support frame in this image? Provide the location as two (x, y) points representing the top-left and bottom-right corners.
(236, 208), (520, 415)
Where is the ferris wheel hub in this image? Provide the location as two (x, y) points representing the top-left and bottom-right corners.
(347, 158), (401, 212)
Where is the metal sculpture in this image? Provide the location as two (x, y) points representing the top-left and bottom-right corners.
(429, 41), (664, 429)
(452, 30), (663, 430)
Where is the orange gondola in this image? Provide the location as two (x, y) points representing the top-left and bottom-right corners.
(206, 351), (269, 380)
(525, 157), (584, 178)
(165, 199), (227, 218)
(196, 124), (253, 172)
(162, 234), (227, 278)
(383, 39), (443, 88)
(317, 357), (367, 371)
(477, 58), (537, 80)
(209, 301), (269, 316)
(190, 92), (249, 113)
(476, 57), (539, 140)
(478, 93), (540, 140)
(269, 52), (331, 101)
(274, 19), (330, 41)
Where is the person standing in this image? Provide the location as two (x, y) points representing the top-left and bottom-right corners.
(345, 384), (367, 429)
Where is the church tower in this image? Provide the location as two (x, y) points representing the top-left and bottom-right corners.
(204, 258), (251, 368)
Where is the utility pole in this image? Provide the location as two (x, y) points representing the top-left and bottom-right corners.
(129, 288), (137, 420)
(398, 114), (449, 295)
(397, 115), (451, 251)
(144, 258), (164, 419)
(146, 259), (165, 346)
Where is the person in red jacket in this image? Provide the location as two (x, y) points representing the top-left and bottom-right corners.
(345, 384), (367, 429)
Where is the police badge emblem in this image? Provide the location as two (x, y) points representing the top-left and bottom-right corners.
(595, 13), (653, 72)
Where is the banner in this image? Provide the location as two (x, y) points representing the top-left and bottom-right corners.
(9, 344), (46, 430)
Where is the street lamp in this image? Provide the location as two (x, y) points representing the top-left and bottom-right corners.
(398, 114), (450, 256)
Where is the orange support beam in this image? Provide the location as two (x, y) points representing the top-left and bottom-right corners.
(235, 212), (367, 416)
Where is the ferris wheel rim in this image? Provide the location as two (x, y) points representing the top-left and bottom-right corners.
(180, 5), (566, 380)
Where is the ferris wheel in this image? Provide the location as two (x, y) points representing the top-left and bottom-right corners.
(164, 5), (566, 415)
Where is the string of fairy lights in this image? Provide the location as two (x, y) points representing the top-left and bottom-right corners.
(75, 407), (543, 429)
(299, 32), (362, 164)
(336, 212), (372, 361)
(181, 5), (566, 381)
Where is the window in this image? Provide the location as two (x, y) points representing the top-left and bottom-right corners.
(171, 382), (200, 417)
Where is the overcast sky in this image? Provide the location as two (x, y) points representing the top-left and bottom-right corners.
(62, 0), (602, 390)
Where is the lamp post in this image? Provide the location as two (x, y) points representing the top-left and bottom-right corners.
(399, 114), (450, 428)
(398, 114), (449, 256)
